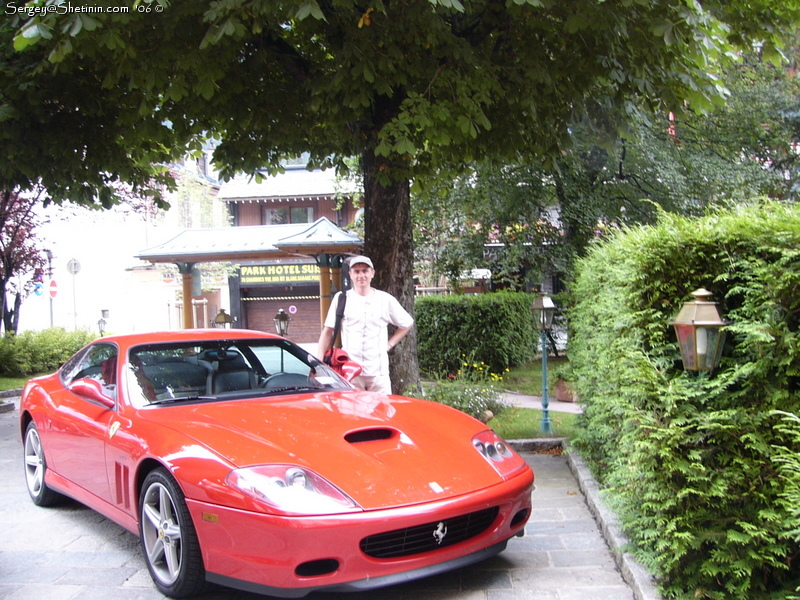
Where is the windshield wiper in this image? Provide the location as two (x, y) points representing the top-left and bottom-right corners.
(261, 385), (321, 395)
(148, 395), (216, 405)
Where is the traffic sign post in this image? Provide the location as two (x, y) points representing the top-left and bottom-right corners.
(67, 258), (80, 331)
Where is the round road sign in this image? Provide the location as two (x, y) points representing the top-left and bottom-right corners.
(67, 258), (81, 275)
(49, 280), (58, 298)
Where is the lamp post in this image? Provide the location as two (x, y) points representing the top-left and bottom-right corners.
(274, 309), (291, 337)
(531, 293), (557, 434)
(213, 309), (233, 329)
(97, 318), (106, 337)
(670, 288), (728, 371)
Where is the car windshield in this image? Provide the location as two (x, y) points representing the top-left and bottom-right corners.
(125, 337), (350, 407)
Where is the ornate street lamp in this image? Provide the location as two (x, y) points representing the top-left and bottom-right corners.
(274, 308), (291, 337)
(670, 288), (728, 371)
(213, 308), (233, 328)
(531, 293), (557, 434)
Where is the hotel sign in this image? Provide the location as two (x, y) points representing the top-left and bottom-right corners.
(240, 263), (320, 285)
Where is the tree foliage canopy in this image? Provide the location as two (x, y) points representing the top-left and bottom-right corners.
(4, 0), (799, 202)
(414, 49), (800, 286)
(3, 0), (800, 387)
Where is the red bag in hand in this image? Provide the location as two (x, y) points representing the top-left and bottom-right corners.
(324, 347), (362, 381)
(324, 292), (362, 381)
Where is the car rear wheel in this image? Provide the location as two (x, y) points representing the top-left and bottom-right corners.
(23, 421), (64, 506)
(139, 468), (207, 598)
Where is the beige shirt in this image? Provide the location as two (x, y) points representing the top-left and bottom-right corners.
(324, 290), (414, 377)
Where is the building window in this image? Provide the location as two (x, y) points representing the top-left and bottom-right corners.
(264, 206), (314, 225)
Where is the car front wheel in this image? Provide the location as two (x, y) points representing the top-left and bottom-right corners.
(139, 468), (207, 598)
(23, 421), (64, 506)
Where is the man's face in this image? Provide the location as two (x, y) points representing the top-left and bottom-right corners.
(350, 264), (375, 289)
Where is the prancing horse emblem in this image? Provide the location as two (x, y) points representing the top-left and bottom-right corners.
(433, 521), (448, 545)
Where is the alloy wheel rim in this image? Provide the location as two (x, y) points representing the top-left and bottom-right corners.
(142, 482), (183, 585)
(24, 429), (44, 496)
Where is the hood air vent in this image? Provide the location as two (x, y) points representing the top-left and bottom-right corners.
(345, 428), (395, 444)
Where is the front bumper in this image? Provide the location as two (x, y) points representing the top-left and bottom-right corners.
(188, 469), (533, 597)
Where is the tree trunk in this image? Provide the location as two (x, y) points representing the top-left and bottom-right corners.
(10, 291), (21, 334)
(0, 278), (9, 335)
(361, 150), (420, 395)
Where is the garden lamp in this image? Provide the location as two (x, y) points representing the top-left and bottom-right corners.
(670, 288), (728, 371)
(531, 293), (557, 434)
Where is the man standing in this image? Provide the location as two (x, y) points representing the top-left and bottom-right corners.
(317, 256), (414, 394)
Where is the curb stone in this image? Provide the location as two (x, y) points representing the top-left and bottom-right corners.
(0, 389), (20, 413)
(510, 437), (662, 600)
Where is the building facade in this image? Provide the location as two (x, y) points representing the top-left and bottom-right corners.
(218, 166), (361, 342)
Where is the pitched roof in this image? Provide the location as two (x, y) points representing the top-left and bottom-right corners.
(136, 218), (362, 264)
(217, 167), (358, 202)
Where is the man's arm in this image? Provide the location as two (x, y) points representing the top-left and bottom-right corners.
(388, 326), (412, 352)
(317, 326), (335, 360)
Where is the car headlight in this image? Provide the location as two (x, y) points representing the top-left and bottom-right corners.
(472, 431), (527, 478)
(226, 465), (361, 515)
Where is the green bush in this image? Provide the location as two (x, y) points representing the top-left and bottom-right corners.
(419, 354), (512, 421)
(415, 292), (537, 376)
(0, 328), (95, 377)
(421, 381), (509, 421)
(568, 200), (800, 599)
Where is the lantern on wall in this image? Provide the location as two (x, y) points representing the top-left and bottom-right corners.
(670, 288), (728, 371)
(274, 309), (291, 337)
(213, 309), (233, 328)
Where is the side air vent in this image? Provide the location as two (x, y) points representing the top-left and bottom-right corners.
(345, 428), (396, 444)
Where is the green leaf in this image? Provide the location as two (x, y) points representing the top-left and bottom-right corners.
(13, 32), (38, 52)
(296, 0), (326, 21)
(47, 39), (74, 63)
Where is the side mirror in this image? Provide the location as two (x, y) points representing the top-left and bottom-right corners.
(69, 378), (116, 409)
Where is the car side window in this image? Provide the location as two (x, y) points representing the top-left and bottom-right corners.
(62, 343), (119, 400)
(251, 345), (308, 376)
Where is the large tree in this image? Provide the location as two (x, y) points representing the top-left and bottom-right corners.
(417, 48), (800, 287)
(3, 0), (799, 390)
(0, 189), (47, 334)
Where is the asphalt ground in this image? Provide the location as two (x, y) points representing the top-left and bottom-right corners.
(0, 395), (656, 600)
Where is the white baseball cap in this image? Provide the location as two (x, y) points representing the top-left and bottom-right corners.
(348, 255), (374, 269)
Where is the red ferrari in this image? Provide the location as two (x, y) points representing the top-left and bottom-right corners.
(20, 330), (534, 598)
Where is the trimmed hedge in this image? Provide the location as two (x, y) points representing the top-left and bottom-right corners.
(0, 328), (95, 377)
(415, 291), (536, 376)
(568, 200), (800, 599)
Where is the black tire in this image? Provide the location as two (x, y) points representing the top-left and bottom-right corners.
(139, 468), (208, 598)
(23, 421), (65, 507)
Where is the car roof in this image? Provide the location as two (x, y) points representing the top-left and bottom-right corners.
(97, 329), (282, 349)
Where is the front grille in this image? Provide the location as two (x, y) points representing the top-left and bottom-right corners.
(360, 507), (499, 559)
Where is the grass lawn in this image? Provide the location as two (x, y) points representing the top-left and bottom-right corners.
(502, 356), (569, 397)
(491, 406), (580, 440)
(0, 376), (29, 392)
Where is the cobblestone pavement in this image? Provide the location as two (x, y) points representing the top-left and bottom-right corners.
(0, 399), (639, 600)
